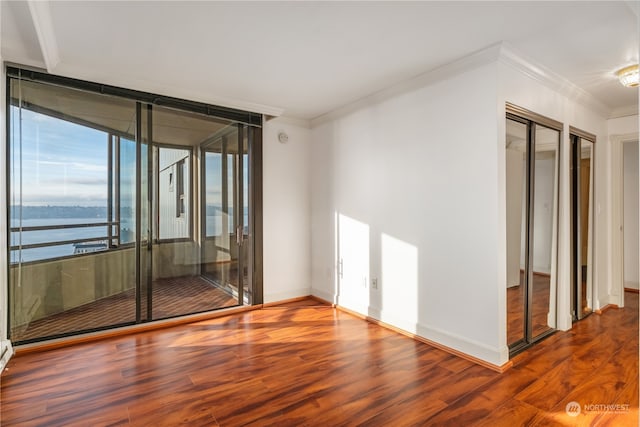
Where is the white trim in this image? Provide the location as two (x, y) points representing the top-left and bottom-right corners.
(610, 104), (639, 119)
(311, 41), (614, 127)
(311, 288), (336, 305)
(625, 281), (640, 289)
(263, 287), (311, 304)
(326, 299), (507, 365)
(625, 0), (640, 18)
(268, 115), (311, 129)
(611, 133), (640, 308)
(311, 42), (504, 127)
(370, 307), (507, 364)
(497, 44), (611, 119)
(416, 322), (507, 366)
(0, 341), (14, 371)
(27, 0), (60, 73)
(1, 49), (47, 71)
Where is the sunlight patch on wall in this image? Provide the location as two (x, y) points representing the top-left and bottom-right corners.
(337, 213), (370, 310)
(381, 233), (418, 327)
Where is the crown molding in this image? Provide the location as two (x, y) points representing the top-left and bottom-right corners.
(609, 104), (639, 119)
(27, 0), (60, 73)
(497, 43), (612, 118)
(311, 42), (504, 127)
(625, 0), (639, 18)
(311, 41), (614, 128)
(266, 115), (311, 129)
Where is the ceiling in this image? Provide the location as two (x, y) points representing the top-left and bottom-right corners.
(2, 1), (638, 121)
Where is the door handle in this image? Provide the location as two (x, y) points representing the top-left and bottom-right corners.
(236, 226), (243, 246)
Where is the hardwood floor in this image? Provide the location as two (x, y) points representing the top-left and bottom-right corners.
(506, 272), (554, 346)
(1, 293), (637, 426)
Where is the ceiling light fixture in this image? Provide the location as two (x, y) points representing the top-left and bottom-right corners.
(616, 64), (639, 87)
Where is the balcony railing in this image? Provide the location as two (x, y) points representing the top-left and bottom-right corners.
(9, 221), (120, 263)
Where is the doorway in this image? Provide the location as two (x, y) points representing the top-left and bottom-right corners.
(623, 141), (639, 301)
(506, 104), (560, 356)
(570, 129), (595, 321)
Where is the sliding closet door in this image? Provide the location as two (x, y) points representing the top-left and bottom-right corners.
(530, 125), (559, 339)
(571, 130), (595, 320)
(506, 118), (528, 347)
(506, 105), (560, 356)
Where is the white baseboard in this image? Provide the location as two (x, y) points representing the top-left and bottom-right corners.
(310, 288), (337, 304)
(0, 340), (14, 371)
(263, 287), (311, 304)
(625, 281), (639, 290)
(334, 298), (369, 316)
(328, 300), (507, 366)
(416, 322), (507, 366)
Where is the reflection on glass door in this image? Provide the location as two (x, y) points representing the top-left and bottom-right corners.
(202, 126), (250, 305)
(8, 76), (138, 343)
(506, 118), (527, 347)
(7, 66), (262, 344)
(506, 107), (560, 356)
(149, 106), (244, 319)
(571, 131), (595, 320)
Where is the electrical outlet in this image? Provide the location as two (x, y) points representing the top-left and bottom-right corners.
(372, 278), (378, 289)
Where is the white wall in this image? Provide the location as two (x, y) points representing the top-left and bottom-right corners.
(262, 118), (312, 303)
(607, 115), (639, 302)
(623, 141), (639, 288)
(0, 1), (13, 370)
(498, 59), (609, 333)
(311, 62), (505, 365)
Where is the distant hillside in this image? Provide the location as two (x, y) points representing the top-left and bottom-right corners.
(9, 205), (118, 219)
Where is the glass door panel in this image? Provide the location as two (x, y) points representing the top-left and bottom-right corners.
(150, 106), (239, 319)
(8, 78), (138, 343)
(572, 135), (594, 320)
(530, 125), (559, 338)
(7, 68), (261, 345)
(202, 125), (250, 305)
(506, 118), (528, 347)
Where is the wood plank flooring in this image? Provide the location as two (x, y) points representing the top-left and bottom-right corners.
(1, 293), (637, 426)
(506, 272), (554, 345)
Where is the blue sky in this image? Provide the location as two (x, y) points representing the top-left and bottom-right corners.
(11, 106), (248, 213)
(11, 107), (108, 207)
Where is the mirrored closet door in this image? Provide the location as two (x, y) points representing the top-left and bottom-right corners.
(570, 128), (595, 321)
(506, 105), (561, 356)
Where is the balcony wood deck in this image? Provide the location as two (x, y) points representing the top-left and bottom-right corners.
(11, 275), (237, 343)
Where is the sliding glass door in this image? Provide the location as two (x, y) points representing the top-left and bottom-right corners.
(506, 105), (560, 356)
(7, 67), (262, 344)
(148, 106), (248, 319)
(201, 125), (251, 305)
(8, 77), (139, 343)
